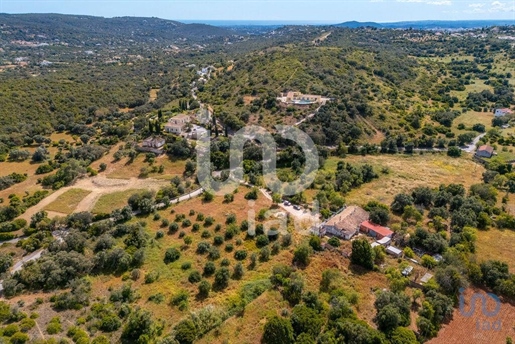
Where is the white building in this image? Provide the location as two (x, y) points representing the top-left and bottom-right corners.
(494, 108), (513, 117)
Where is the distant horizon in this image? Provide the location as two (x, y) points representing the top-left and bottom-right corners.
(1, 14), (514, 27)
(0, 0), (514, 23)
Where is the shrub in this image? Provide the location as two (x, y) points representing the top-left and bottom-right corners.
(260, 247), (271, 262)
(169, 222), (179, 234)
(328, 237), (340, 247)
(214, 267), (230, 290)
(164, 248), (181, 263)
(9, 332), (29, 344)
(234, 250), (248, 261)
(171, 290), (189, 311)
(220, 258), (230, 266)
(198, 280), (211, 298)
(232, 262), (244, 280)
(4, 324), (20, 337)
(203, 262), (216, 276)
(204, 217), (214, 227)
(181, 262), (192, 270)
(145, 271), (159, 284)
(208, 247), (221, 260)
(19, 318), (35, 332)
(256, 234), (270, 248)
(188, 270), (202, 283)
(309, 236), (322, 251)
(262, 315), (294, 344)
(213, 235), (224, 246)
(46, 318), (62, 334)
(196, 242), (211, 254)
(201, 229), (211, 238)
(293, 245), (311, 266)
(225, 243), (234, 252)
(226, 213), (236, 224)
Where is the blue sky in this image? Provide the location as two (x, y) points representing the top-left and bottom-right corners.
(0, 0), (514, 22)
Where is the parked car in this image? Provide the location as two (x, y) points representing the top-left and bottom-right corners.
(293, 205), (301, 210)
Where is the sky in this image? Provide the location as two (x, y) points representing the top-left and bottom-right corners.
(0, 0), (514, 23)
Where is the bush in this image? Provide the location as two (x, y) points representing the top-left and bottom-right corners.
(188, 270), (202, 283)
(328, 237), (340, 247)
(46, 318), (62, 334)
(9, 332), (29, 344)
(204, 217), (214, 227)
(234, 250), (248, 261)
(19, 318), (35, 332)
(208, 247), (221, 260)
(164, 248), (181, 263)
(145, 271), (160, 284)
(256, 234), (270, 248)
(181, 262), (192, 270)
(214, 267), (230, 290)
(196, 242), (211, 254)
(169, 222), (179, 234)
(203, 262), (216, 276)
(213, 235), (224, 246)
(309, 236), (322, 251)
(262, 315), (294, 344)
(171, 290), (189, 311)
(293, 245), (311, 266)
(257, 246), (270, 262)
(4, 324), (20, 337)
(174, 319), (197, 344)
(232, 262), (244, 280)
(225, 243), (234, 252)
(198, 280), (211, 298)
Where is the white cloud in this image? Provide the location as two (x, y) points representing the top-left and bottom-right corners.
(464, 1), (514, 13)
(396, 0), (452, 5)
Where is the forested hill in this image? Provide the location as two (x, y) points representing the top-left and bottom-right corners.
(0, 13), (238, 44)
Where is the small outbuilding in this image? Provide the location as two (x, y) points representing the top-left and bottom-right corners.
(360, 221), (394, 240)
(386, 246), (403, 258)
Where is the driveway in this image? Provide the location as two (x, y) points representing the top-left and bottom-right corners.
(462, 133), (486, 153)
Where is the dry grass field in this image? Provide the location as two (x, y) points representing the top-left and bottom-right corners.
(44, 188), (92, 214)
(106, 154), (186, 180)
(454, 111), (493, 131)
(476, 229), (515, 271)
(324, 153), (485, 206)
(91, 189), (143, 214)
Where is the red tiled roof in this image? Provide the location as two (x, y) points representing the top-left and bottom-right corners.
(478, 145), (494, 154)
(361, 221), (393, 237)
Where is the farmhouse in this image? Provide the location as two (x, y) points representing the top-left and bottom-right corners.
(277, 91), (330, 106)
(494, 108), (513, 117)
(189, 125), (208, 140)
(165, 114), (191, 135)
(476, 145), (494, 158)
(139, 136), (166, 154)
(320, 206), (369, 240)
(360, 221), (394, 240)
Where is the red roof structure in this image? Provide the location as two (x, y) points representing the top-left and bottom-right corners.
(360, 221), (393, 238)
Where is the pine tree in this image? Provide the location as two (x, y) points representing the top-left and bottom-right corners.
(148, 121), (153, 133)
